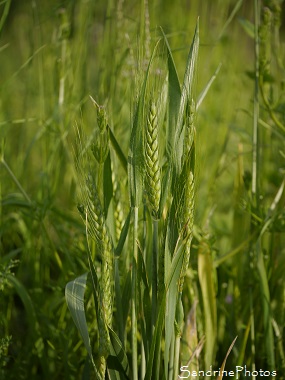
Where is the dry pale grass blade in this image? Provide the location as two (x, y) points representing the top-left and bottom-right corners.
(178, 337), (205, 379)
(216, 336), (238, 380)
(180, 300), (203, 374)
(198, 240), (217, 369)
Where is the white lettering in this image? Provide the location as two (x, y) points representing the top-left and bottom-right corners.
(236, 366), (243, 379)
(179, 366), (190, 379)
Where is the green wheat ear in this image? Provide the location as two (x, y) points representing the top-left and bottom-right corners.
(111, 167), (125, 242)
(85, 175), (114, 326)
(145, 100), (161, 220)
(90, 97), (110, 165)
(80, 175), (114, 377)
(178, 122), (196, 293)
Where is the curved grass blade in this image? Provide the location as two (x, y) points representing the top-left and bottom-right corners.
(7, 274), (39, 335)
(107, 328), (130, 380)
(216, 336), (238, 380)
(65, 274), (93, 360)
(7, 274), (49, 374)
(65, 273), (101, 379)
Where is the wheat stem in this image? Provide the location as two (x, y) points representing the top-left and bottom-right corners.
(151, 219), (159, 328)
(131, 206), (139, 380)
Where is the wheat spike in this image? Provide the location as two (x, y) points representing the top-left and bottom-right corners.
(111, 166), (125, 242)
(86, 175), (114, 327)
(83, 175), (114, 378)
(178, 100), (196, 292)
(145, 101), (161, 220)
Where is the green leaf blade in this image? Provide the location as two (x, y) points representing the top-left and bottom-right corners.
(65, 273), (94, 364)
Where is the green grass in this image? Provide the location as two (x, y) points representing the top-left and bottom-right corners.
(1, 0), (285, 379)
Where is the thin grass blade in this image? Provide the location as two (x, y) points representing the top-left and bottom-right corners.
(164, 242), (186, 378)
(108, 126), (128, 173)
(160, 27), (181, 158)
(198, 240), (217, 369)
(216, 336), (238, 380)
(114, 208), (131, 257)
(107, 328), (130, 379)
(174, 19), (199, 173)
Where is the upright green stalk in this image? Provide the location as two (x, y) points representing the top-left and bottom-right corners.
(249, 4), (260, 376)
(152, 219), (159, 327)
(132, 206), (139, 380)
(250, 290), (256, 379)
(252, 0), (260, 209)
(173, 297), (184, 380)
(253, 0), (275, 370)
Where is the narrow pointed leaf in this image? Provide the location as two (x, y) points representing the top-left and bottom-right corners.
(107, 328), (130, 379)
(128, 40), (160, 207)
(174, 19), (199, 173)
(145, 291), (166, 380)
(238, 17), (255, 39)
(216, 337), (238, 380)
(145, 241), (185, 379)
(7, 274), (39, 335)
(115, 208), (131, 257)
(197, 63), (222, 109)
(108, 126), (128, 173)
(164, 242), (186, 378)
(160, 27), (181, 157)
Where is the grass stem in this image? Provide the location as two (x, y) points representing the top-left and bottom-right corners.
(131, 206), (139, 380)
(151, 219), (158, 328)
(1, 158), (31, 204)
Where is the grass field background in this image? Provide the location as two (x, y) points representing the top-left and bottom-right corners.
(1, 0), (284, 379)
